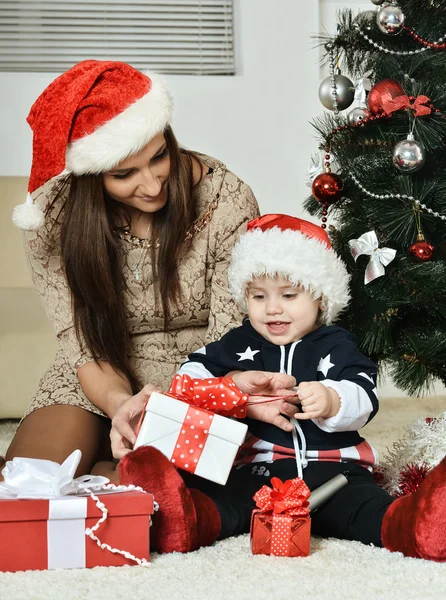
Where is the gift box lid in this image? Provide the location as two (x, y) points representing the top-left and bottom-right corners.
(0, 491), (154, 523)
(145, 392), (248, 446)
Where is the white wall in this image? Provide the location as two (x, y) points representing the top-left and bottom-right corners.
(0, 0), (444, 399)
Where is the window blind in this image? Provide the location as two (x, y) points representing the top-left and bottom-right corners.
(0, 0), (235, 74)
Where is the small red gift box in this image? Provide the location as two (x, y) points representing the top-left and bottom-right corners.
(134, 374), (249, 485)
(250, 477), (311, 557)
(0, 491), (154, 572)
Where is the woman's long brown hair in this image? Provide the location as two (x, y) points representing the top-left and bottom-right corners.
(50, 127), (199, 391)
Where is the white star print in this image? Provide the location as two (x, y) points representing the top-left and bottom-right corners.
(236, 346), (260, 361)
(318, 354), (335, 377)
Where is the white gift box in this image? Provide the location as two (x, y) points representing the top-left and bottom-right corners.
(134, 392), (248, 485)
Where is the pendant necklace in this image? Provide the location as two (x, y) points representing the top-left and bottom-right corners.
(133, 221), (152, 282)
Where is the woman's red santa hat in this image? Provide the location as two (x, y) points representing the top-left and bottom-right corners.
(228, 214), (351, 325)
(13, 60), (173, 230)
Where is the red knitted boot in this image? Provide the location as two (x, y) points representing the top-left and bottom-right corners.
(118, 446), (220, 553)
(190, 489), (221, 549)
(381, 456), (446, 562)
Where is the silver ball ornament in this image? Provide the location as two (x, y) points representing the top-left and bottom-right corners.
(377, 4), (405, 35)
(347, 107), (371, 125)
(392, 135), (426, 173)
(370, 0), (385, 5)
(319, 74), (355, 111)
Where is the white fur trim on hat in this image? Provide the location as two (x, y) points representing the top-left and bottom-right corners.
(65, 73), (173, 174)
(228, 227), (351, 324)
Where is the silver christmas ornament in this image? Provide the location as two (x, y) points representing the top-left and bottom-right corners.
(392, 133), (426, 173)
(376, 4), (405, 35)
(347, 106), (371, 125)
(370, 0), (385, 6)
(319, 73), (355, 111)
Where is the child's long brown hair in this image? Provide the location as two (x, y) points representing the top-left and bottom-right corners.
(50, 127), (199, 391)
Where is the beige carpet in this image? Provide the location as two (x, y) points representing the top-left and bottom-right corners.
(1, 396), (445, 600)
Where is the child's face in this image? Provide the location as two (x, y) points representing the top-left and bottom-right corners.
(246, 275), (321, 345)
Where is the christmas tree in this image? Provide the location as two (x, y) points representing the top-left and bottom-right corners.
(305, 0), (446, 396)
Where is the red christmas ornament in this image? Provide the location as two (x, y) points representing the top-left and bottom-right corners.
(394, 463), (431, 498)
(311, 172), (344, 205)
(409, 236), (435, 261)
(368, 78), (405, 115)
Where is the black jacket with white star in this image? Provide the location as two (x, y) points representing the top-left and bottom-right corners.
(178, 319), (379, 467)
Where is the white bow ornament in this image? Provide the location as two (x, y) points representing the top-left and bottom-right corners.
(349, 230), (396, 285)
(354, 70), (372, 104)
(307, 154), (324, 187)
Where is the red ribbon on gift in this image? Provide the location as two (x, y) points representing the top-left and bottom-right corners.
(167, 374), (249, 418)
(253, 477), (310, 516)
(382, 93), (432, 117)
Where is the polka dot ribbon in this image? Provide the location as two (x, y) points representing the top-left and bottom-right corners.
(253, 477), (311, 516)
(167, 374), (249, 418)
(166, 374), (249, 474)
(253, 478), (311, 557)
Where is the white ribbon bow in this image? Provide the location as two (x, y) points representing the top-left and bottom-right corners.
(354, 70), (372, 104)
(349, 230), (396, 285)
(307, 154), (324, 187)
(0, 450), (109, 498)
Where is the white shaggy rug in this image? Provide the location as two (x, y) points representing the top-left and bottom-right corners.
(1, 396), (446, 600)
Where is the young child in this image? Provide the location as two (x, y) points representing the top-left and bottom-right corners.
(120, 214), (446, 562)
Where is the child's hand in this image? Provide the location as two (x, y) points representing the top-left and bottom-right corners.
(281, 381), (340, 420)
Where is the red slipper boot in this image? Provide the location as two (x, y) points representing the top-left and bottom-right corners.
(190, 489), (221, 549)
(381, 456), (446, 562)
(119, 446), (198, 553)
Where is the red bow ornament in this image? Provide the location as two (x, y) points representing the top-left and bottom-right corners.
(251, 477), (311, 557)
(382, 93), (432, 117)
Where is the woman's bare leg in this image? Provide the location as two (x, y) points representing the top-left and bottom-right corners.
(91, 460), (120, 483)
(1, 405), (112, 481)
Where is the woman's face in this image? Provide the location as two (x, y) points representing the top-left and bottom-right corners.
(103, 132), (170, 217)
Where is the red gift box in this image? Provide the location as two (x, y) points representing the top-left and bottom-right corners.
(0, 491), (154, 572)
(250, 477), (311, 557)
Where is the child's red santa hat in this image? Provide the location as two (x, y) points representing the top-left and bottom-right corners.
(228, 214), (351, 325)
(13, 60), (173, 230)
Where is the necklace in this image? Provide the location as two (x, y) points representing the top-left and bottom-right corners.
(133, 221), (152, 282)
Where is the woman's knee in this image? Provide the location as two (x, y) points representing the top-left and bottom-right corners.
(5, 405), (112, 477)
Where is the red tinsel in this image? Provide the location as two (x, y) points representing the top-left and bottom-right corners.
(394, 463), (431, 498)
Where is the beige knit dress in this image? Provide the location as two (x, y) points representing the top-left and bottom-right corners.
(22, 154), (260, 418)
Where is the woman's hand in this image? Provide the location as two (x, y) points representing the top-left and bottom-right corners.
(281, 381), (340, 421)
(229, 370), (298, 432)
(229, 370), (297, 398)
(110, 384), (159, 459)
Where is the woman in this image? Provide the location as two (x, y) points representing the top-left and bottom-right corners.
(2, 59), (261, 478)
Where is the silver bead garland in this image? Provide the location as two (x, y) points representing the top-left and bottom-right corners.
(326, 42), (342, 124)
(353, 23), (446, 55)
(349, 173), (446, 221)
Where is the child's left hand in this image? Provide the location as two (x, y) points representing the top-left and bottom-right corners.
(281, 381), (340, 420)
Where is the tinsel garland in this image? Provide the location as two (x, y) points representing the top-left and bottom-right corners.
(378, 411), (446, 496)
